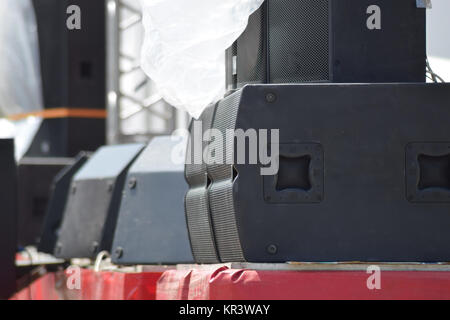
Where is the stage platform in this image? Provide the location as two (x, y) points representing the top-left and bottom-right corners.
(10, 263), (450, 300)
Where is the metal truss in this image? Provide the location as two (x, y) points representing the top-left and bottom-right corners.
(106, 0), (187, 144)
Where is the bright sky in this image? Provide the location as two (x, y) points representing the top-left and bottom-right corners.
(427, 0), (450, 81)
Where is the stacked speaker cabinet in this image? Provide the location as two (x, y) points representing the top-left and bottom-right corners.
(186, 83), (450, 263)
(16, 0), (105, 252)
(112, 137), (193, 265)
(32, 0), (106, 110)
(227, 0), (426, 89)
(30, 0), (106, 158)
(55, 144), (145, 259)
(0, 140), (17, 299)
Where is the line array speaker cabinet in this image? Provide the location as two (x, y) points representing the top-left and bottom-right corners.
(38, 153), (90, 254)
(30, 0), (107, 157)
(55, 144), (145, 259)
(186, 83), (450, 263)
(0, 139), (17, 299)
(112, 136), (193, 265)
(32, 0), (106, 110)
(227, 0), (426, 89)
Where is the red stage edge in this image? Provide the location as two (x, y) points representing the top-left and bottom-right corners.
(11, 268), (163, 300)
(10, 264), (450, 300)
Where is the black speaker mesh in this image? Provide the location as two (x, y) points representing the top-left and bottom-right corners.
(207, 92), (245, 262)
(268, 0), (330, 83)
(185, 106), (220, 263)
(236, 5), (267, 88)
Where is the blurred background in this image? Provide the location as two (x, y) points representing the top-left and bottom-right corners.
(0, 0), (189, 156)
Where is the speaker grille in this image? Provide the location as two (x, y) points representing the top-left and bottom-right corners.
(185, 106), (220, 263)
(268, 0), (330, 83)
(236, 6), (267, 88)
(207, 92), (245, 262)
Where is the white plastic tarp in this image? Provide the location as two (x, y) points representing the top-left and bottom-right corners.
(140, 0), (265, 118)
(0, 0), (43, 117)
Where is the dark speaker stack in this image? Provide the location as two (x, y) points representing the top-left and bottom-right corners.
(185, 0), (450, 263)
(186, 84), (450, 263)
(227, 0), (426, 89)
(32, 0), (106, 111)
(0, 140), (17, 299)
(30, 0), (106, 158)
(16, 1), (107, 250)
(40, 138), (194, 265)
(37, 0), (450, 265)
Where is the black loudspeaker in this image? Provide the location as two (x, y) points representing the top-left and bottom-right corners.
(32, 0), (106, 109)
(186, 83), (450, 263)
(227, 0), (426, 89)
(17, 157), (74, 247)
(112, 137), (193, 265)
(38, 153), (90, 254)
(55, 144), (145, 259)
(29, 0), (107, 158)
(0, 140), (17, 299)
(24, 118), (105, 158)
(185, 105), (221, 264)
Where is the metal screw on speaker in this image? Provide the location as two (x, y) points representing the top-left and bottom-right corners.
(91, 242), (99, 254)
(265, 92), (277, 103)
(128, 177), (137, 190)
(107, 182), (114, 193)
(114, 247), (124, 259)
(267, 245), (278, 255)
(55, 243), (62, 255)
